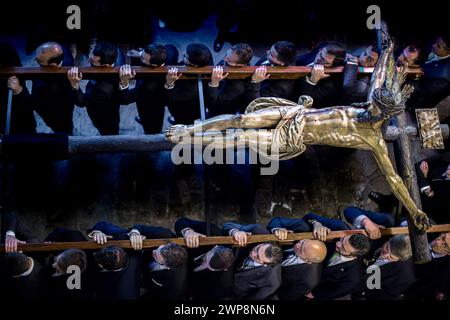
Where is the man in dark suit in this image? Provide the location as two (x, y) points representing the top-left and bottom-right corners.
(164, 43), (213, 125)
(12, 42), (74, 134)
(406, 232), (450, 300)
(2, 211), (39, 253)
(41, 228), (92, 300)
(359, 234), (416, 300)
(68, 42), (135, 135)
(342, 45), (379, 103)
(1, 43), (36, 134)
(295, 43), (345, 108)
(222, 221), (283, 300)
(254, 41), (297, 100)
(128, 44), (176, 134)
(0, 213), (42, 299)
(207, 43), (266, 116)
(267, 216), (327, 300)
(407, 35), (450, 113)
(416, 154), (450, 223)
(0, 251), (46, 299)
(302, 213), (371, 300)
(175, 217), (235, 300)
(87, 221), (187, 300)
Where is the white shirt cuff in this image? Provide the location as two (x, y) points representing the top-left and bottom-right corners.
(181, 227), (192, 237)
(271, 228), (282, 233)
(305, 76), (317, 86)
(346, 61), (358, 65)
(6, 231), (16, 237)
(127, 229), (140, 237)
(353, 215), (368, 229)
(119, 83), (129, 90)
(164, 83), (175, 90)
(229, 228), (239, 236)
(420, 186), (431, 193)
(87, 230), (102, 238)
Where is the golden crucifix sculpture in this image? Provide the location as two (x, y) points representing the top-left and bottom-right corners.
(165, 35), (431, 232)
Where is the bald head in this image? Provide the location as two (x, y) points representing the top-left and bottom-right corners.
(36, 42), (64, 66)
(431, 233), (450, 256)
(294, 239), (327, 263)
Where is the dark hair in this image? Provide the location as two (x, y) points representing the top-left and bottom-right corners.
(263, 243), (283, 265)
(186, 43), (212, 67)
(160, 243), (188, 269)
(231, 43), (253, 65)
(47, 54), (64, 66)
(144, 44), (168, 66)
(209, 246), (234, 270)
(389, 235), (412, 260)
(94, 246), (128, 271)
(348, 234), (370, 257)
(274, 41), (296, 66)
(4, 252), (31, 277)
(326, 43), (346, 66)
(57, 249), (87, 273)
(93, 42), (118, 65)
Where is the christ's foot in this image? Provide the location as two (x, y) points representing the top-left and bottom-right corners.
(165, 124), (190, 143)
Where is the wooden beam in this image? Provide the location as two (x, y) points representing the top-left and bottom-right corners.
(0, 66), (424, 80)
(1, 224), (448, 253)
(393, 112), (431, 263)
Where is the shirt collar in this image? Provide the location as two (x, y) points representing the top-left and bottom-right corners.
(13, 258), (34, 278)
(282, 249), (306, 267)
(429, 244), (446, 259)
(426, 53), (450, 63)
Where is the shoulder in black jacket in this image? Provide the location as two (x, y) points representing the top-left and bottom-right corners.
(362, 259), (416, 300)
(174, 217), (234, 300)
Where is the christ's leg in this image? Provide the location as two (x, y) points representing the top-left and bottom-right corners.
(186, 129), (274, 150)
(166, 107), (283, 143)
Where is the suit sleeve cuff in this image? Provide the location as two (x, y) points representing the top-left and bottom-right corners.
(353, 215), (368, 228)
(305, 76), (317, 86)
(87, 230), (101, 238)
(5, 231), (16, 237)
(181, 227), (192, 237)
(127, 229), (140, 237)
(119, 83), (129, 90)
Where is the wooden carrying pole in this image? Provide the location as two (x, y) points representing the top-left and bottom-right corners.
(0, 66), (424, 80)
(1, 224), (449, 253)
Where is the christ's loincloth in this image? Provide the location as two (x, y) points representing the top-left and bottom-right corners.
(244, 97), (307, 161)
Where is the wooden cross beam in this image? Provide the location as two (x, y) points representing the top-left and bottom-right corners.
(0, 66), (424, 80)
(1, 224), (449, 253)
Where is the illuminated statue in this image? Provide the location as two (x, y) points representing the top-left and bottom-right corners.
(166, 35), (431, 232)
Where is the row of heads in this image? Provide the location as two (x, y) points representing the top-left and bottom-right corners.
(5, 232), (439, 278)
(32, 35), (450, 71)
